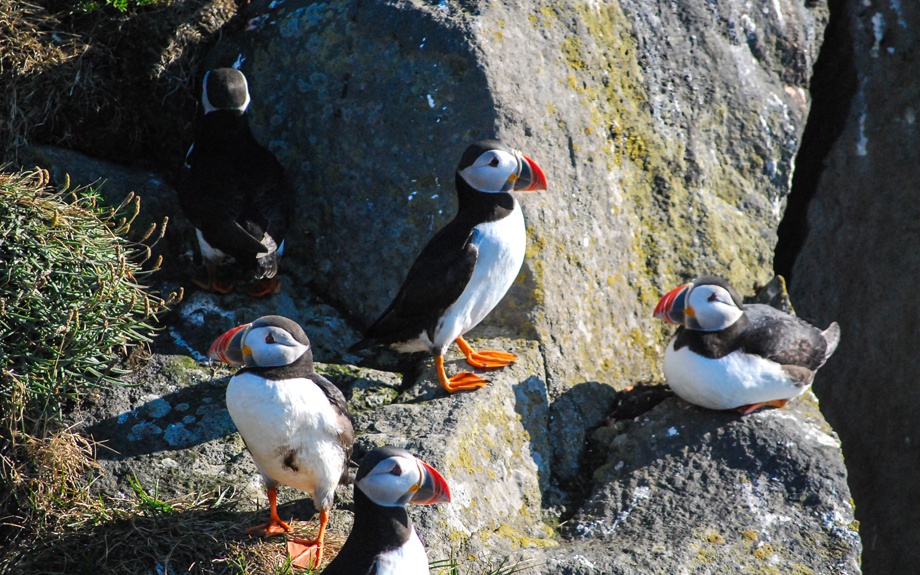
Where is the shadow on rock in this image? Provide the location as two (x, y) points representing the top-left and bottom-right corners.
(83, 376), (236, 460)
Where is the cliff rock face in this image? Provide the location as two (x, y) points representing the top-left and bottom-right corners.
(203, 0), (827, 395)
(790, 1), (920, 573)
(20, 0), (865, 571)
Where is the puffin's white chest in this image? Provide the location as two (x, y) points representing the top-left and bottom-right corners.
(226, 372), (346, 496)
(432, 203), (525, 349)
(374, 528), (430, 575)
(662, 339), (807, 410)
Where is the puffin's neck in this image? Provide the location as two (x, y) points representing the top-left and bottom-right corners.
(197, 110), (253, 145)
(455, 172), (516, 223)
(239, 349), (314, 380)
(350, 488), (414, 551)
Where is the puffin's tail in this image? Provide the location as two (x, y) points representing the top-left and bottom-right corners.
(821, 322), (841, 363)
(347, 338), (375, 354)
(252, 235), (281, 280)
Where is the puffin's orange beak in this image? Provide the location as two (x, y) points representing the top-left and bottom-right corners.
(207, 323), (250, 365)
(654, 283), (691, 325)
(513, 154), (548, 192)
(409, 459), (451, 505)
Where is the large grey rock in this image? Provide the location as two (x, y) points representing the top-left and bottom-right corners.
(538, 393), (861, 575)
(201, 0), (828, 398)
(790, 1), (920, 573)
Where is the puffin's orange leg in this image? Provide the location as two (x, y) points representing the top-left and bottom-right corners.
(455, 336), (517, 369)
(245, 277), (282, 298)
(245, 486), (291, 536)
(435, 355), (489, 393)
(287, 509), (328, 569)
(737, 399), (790, 415)
(192, 264), (234, 294)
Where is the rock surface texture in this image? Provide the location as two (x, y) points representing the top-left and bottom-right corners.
(22, 0), (869, 572)
(790, 1), (920, 573)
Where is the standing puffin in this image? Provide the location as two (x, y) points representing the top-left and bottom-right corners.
(208, 315), (354, 569)
(179, 67), (293, 297)
(349, 140), (548, 393)
(653, 275), (841, 414)
(322, 446), (451, 575)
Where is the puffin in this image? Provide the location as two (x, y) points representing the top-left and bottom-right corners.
(349, 140), (548, 393)
(321, 446), (451, 575)
(178, 67), (293, 297)
(653, 275), (841, 414)
(208, 315), (354, 569)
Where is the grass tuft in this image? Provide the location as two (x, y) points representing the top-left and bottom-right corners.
(0, 167), (177, 563)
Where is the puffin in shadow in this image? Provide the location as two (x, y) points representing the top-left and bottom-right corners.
(179, 67), (293, 297)
(322, 445), (451, 575)
(349, 140), (548, 393)
(208, 315), (354, 569)
(653, 275), (840, 414)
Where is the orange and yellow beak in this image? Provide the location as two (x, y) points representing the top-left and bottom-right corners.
(653, 283), (692, 325)
(207, 323), (250, 365)
(409, 459), (452, 505)
(512, 154), (548, 192)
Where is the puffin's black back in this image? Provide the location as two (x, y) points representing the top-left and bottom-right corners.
(178, 76), (293, 279)
(320, 447), (418, 575)
(673, 279), (832, 369)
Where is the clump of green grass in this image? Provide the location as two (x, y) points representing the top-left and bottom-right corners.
(0, 167), (176, 549)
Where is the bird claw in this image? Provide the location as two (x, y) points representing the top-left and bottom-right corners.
(191, 276), (235, 294)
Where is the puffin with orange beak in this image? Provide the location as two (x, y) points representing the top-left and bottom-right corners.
(349, 140), (548, 392)
(208, 315), (354, 569)
(653, 275), (840, 414)
(321, 446), (451, 575)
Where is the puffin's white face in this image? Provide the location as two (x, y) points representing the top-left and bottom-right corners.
(242, 325), (309, 367)
(357, 454), (429, 508)
(458, 148), (522, 193)
(686, 284), (744, 331)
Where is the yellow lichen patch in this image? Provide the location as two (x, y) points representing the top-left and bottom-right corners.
(742, 529), (759, 541)
(492, 523), (558, 549)
(752, 543), (775, 560)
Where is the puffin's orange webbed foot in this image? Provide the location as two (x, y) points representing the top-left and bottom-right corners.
(435, 355), (490, 393)
(246, 486), (290, 536)
(287, 538), (324, 569)
(245, 518), (291, 537)
(245, 277), (282, 298)
(736, 399), (789, 415)
(455, 336), (516, 369)
(287, 509), (328, 569)
(192, 275), (235, 294)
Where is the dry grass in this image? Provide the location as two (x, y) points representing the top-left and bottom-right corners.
(0, 0), (239, 170)
(1, 428), (346, 574)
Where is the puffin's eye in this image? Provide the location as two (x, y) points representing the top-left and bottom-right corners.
(389, 464), (402, 476)
(265, 333), (276, 344)
(707, 292), (719, 302)
(488, 156), (500, 167)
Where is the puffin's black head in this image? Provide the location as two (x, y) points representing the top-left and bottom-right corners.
(654, 275), (745, 332)
(201, 68), (251, 116)
(207, 314), (313, 368)
(456, 140), (548, 194)
(355, 446), (451, 507)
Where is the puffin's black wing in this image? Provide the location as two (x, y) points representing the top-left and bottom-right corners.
(352, 220), (478, 349)
(738, 304), (831, 370)
(309, 372), (355, 474)
(178, 146), (270, 257)
(179, 123), (292, 263)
